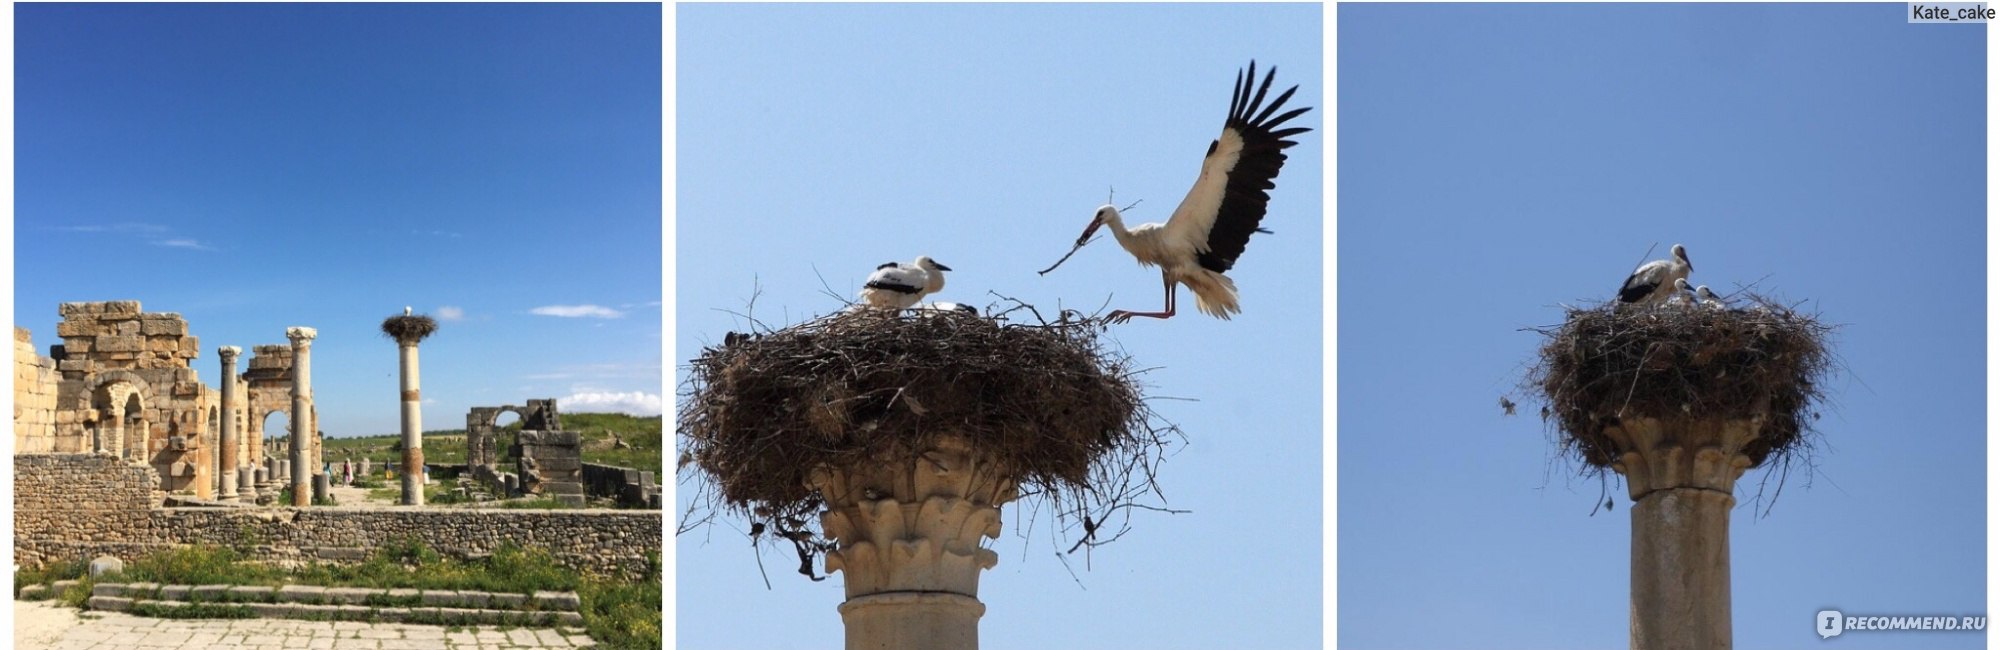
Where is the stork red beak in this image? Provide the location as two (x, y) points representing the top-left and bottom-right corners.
(1076, 219), (1103, 247)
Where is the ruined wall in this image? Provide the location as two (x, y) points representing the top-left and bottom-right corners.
(15, 328), (59, 452)
(516, 430), (585, 506)
(16, 454), (659, 579)
(49, 301), (214, 497)
(581, 462), (660, 508)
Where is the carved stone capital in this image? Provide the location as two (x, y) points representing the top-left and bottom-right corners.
(1604, 417), (1759, 501)
(217, 345), (242, 362)
(811, 437), (1018, 600)
(285, 327), (318, 345)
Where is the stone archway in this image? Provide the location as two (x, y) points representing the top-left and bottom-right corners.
(83, 371), (154, 460)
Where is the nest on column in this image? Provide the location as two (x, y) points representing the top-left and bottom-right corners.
(380, 314), (439, 343)
(1525, 294), (1835, 477)
(678, 305), (1179, 580)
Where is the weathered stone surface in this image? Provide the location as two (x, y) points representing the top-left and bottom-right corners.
(89, 555), (125, 578)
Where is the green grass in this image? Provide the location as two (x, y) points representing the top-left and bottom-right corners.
(16, 557), (88, 596)
(132, 601), (256, 619)
(318, 413), (662, 473)
(37, 542), (656, 646)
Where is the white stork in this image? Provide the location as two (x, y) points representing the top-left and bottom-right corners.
(858, 256), (951, 310)
(1046, 61), (1312, 323)
(917, 302), (979, 315)
(1663, 278), (1696, 306)
(1615, 244), (1693, 307)
(1694, 285), (1725, 309)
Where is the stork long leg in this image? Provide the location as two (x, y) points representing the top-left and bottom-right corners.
(1107, 272), (1178, 324)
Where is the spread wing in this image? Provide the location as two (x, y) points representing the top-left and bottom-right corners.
(1161, 60), (1314, 274)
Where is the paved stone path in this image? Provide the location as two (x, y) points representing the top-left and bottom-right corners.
(15, 601), (599, 649)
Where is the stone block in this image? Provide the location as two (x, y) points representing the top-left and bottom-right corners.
(114, 320), (140, 335)
(18, 584), (48, 600)
(95, 335), (143, 353)
(55, 321), (108, 338)
(86, 595), (133, 612)
(179, 336), (201, 355)
(519, 430), (582, 446)
(190, 585), (231, 602)
(158, 585), (190, 600)
(531, 591), (582, 611)
(89, 555), (124, 578)
(140, 318), (188, 336)
(57, 359), (89, 373)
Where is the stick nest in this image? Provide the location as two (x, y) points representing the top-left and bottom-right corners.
(380, 314), (439, 343)
(679, 305), (1179, 578)
(1527, 295), (1835, 471)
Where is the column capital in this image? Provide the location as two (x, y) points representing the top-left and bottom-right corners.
(1604, 417), (1758, 501)
(217, 345), (243, 361)
(285, 327), (318, 344)
(812, 436), (1018, 600)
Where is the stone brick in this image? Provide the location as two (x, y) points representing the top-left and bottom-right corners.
(96, 335), (144, 353)
(115, 320), (141, 335)
(139, 319), (187, 336)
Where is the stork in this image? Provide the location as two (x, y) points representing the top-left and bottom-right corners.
(1041, 61), (1312, 323)
(858, 256), (951, 310)
(917, 302), (979, 315)
(1664, 278), (1696, 306)
(1695, 285), (1725, 310)
(1615, 244), (1693, 307)
(404, 306), (412, 316)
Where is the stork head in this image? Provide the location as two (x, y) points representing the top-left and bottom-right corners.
(1671, 244), (1691, 270)
(404, 306), (412, 316)
(1078, 204), (1120, 246)
(1697, 285), (1717, 300)
(1674, 278), (1692, 293)
(914, 256), (951, 273)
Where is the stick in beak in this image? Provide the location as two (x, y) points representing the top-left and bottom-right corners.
(1039, 220), (1103, 275)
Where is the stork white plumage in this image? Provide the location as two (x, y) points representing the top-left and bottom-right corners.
(858, 256), (952, 310)
(917, 302), (979, 315)
(1665, 278), (1696, 306)
(404, 306), (412, 316)
(1049, 61), (1312, 323)
(1616, 244), (1694, 307)
(1695, 285), (1725, 309)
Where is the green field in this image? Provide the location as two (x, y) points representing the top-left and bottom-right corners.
(316, 412), (663, 472)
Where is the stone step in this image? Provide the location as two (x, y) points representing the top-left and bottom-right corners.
(86, 595), (584, 627)
(91, 582), (580, 612)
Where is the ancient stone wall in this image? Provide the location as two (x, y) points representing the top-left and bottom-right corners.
(16, 454), (659, 579)
(516, 430), (585, 506)
(48, 301), (215, 498)
(581, 462), (660, 508)
(15, 328), (59, 452)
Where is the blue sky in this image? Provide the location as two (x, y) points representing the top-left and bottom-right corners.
(1340, 4), (1983, 649)
(676, 4), (1321, 648)
(14, 4), (663, 438)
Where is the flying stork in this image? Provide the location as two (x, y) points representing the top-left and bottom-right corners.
(1615, 244), (1693, 307)
(858, 256), (952, 310)
(1043, 61), (1312, 323)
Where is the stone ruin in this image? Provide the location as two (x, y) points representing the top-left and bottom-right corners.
(13, 301), (318, 502)
(465, 399), (584, 506)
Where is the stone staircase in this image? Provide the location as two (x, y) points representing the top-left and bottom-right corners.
(23, 580), (584, 627)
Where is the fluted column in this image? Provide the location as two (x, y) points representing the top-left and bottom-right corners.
(1604, 417), (1759, 650)
(286, 327), (316, 506)
(811, 437), (1017, 650)
(217, 346), (242, 501)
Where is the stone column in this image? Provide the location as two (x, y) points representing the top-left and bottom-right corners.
(1604, 417), (1758, 650)
(217, 346), (243, 501)
(398, 340), (425, 505)
(811, 437), (1018, 650)
(286, 327), (316, 506)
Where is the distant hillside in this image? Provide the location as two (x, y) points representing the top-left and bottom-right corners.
(321, 413), (663, 472)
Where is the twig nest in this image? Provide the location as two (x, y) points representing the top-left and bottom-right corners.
(380, 314), (439, 343)
(1529, 297), (1834, 471)
(681, 309), (1147, 518)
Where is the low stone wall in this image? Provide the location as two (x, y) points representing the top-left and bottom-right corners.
(581, 462), (660, 508)
(17, 454), (660, 579)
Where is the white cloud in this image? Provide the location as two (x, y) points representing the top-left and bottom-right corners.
(558, 391), (663, 416)
(530, 305), (624, 319)
(153, 238), (214, 251)
(436, 306), (465, 321)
